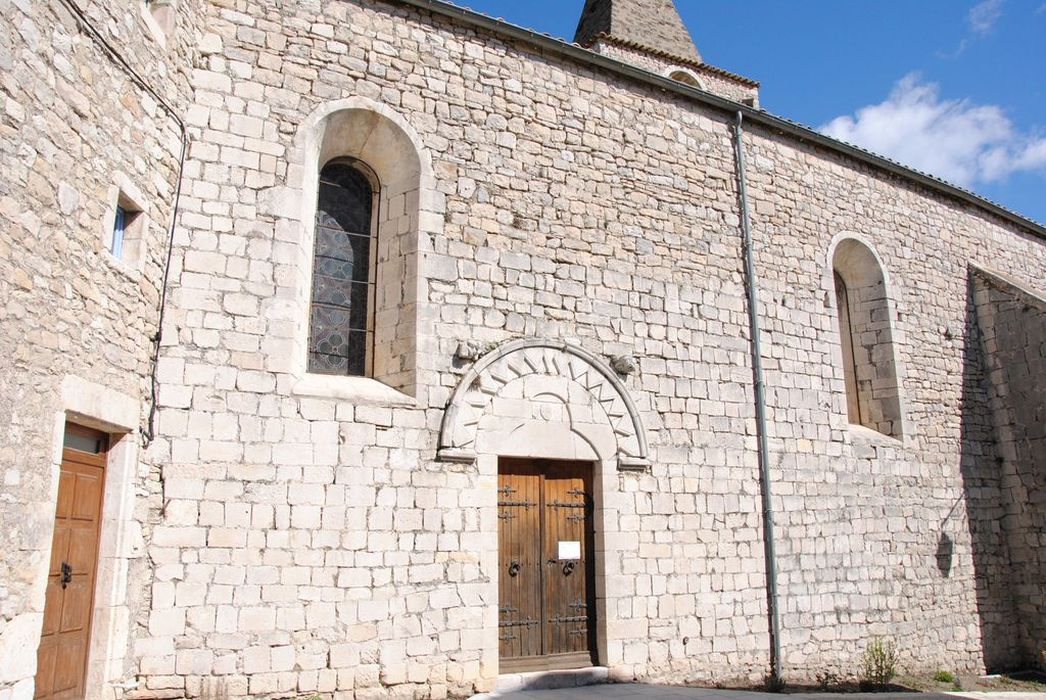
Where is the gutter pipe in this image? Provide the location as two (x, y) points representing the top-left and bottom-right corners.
(733, 112), (784, 685)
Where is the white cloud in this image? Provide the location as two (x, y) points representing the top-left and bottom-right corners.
(1037, 2), (1046, 13)
(820, 74), (1046, 187)
(968, 0), (1004, 34)
(940, 0), (1005, 57)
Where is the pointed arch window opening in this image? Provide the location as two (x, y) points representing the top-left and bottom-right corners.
(308, 157), (382, 377)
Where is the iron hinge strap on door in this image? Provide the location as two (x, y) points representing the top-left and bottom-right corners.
(548, 615), (587, 623)
(498, 619), (539, 628)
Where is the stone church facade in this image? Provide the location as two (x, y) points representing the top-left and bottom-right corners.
(1, 0), (1044, 698)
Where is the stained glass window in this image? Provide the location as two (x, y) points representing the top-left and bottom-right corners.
(308, 161), (376, 376)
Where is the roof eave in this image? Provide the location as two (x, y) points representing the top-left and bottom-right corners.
(587, 33), (760, 88)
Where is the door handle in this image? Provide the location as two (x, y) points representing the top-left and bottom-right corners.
(549, 559), (577, 575)
(508, 560), (521, 578)
(60, 562), (72, 589)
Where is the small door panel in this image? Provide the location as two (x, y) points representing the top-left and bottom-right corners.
(34, 645), (56, 696)
(48, 527), (68, 574)
(53, 640), (83, 693)
(41, 580), (62, 636)
(55, 472), (75, 520)
(72, 471), (102, 520)
(67, 522), (98, 573)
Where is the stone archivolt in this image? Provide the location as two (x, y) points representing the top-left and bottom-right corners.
(438, 338), (650, 470)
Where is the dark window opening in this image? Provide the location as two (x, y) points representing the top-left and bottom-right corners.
(308, 161), (378, 377)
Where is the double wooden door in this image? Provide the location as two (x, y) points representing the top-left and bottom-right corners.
(498, 459), (596, 672)
(35, 424), (108, 700)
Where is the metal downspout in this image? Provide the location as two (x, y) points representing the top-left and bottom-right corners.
(732, 111), (783, 684)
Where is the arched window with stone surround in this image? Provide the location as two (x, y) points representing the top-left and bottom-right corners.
(832, 238), (904, 439)
(308, 159), (379, 377)
(289, 100), (431, 399)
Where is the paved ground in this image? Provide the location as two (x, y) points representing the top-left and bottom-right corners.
(474, 685), (1046, 700)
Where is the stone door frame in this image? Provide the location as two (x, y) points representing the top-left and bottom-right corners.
(33, 376), (142, 700)
(439, 338), (651, 680)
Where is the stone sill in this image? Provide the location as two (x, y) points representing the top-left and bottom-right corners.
(848, 422), (904, 448)
(102, 251), (144, 282)
(291, 374), (415, 408)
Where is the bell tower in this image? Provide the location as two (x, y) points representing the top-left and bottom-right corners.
(575, 0), (701, 62)
(573, 0), (759, 104)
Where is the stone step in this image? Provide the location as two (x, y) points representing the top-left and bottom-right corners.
(481, 667), (610, 697)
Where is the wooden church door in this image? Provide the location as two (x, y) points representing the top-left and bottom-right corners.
(497, 458), (596, 672)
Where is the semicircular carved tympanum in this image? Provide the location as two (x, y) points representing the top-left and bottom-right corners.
(438, 339), (650, 471)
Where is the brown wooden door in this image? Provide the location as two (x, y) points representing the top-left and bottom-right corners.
(35, 424), (108, 700)
(498, 458), (595, 672)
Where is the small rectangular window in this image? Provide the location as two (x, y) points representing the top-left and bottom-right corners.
(105, 186), (147, 270)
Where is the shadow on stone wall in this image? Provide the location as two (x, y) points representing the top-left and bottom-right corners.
(958, 272), (1019, 672)
(961, 267), (1046, 671)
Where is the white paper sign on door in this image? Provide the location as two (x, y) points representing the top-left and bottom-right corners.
(558, 541), (581, 561)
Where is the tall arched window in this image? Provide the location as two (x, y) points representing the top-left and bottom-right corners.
(294, 102), (430, 398)
(832, 239), (904, 439)
(308, 160), (378, 377)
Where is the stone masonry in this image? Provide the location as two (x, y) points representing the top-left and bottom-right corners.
(0, 0), (1044, 698)
(0, 0), (204, 696)
(972, 268), (1046, 670)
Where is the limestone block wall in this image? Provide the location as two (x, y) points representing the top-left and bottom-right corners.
(143, 0), (771, 695)
(972, 269), (1046, 669)
(0, 0), (204, 697)
(113, 0), (1046, 698)
(739, 122), (1046, 674)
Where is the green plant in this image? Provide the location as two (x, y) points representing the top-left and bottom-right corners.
(861, 638), (898, 687)
(934, 670), (956, 684)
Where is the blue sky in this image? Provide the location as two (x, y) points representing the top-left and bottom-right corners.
(453, 1), (1046, 225)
